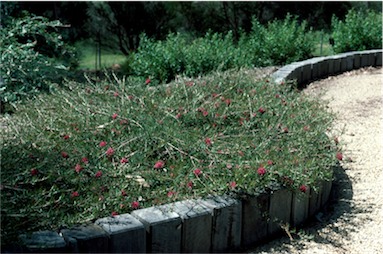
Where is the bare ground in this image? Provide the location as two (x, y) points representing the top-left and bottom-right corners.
(248, 67), (383, 254)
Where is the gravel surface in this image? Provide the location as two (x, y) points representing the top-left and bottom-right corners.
(248, 67), (383, 254)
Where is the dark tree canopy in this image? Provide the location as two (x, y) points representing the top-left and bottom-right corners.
(1, 1), (381, 54)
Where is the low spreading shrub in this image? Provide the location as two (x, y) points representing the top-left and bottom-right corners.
(1, 68), (341, 244)
(331, 9), (382, 53)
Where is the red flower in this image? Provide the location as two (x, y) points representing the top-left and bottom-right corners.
(111, 211), (118, 217)
(267, 160), (274, 166)
(63, 135), (70, 140)
(229, 181), (237, 189)
(205, 137), (212, 146)
(176, 113), (182, 119)
(95, 171), (103, 178)
(112, 113), (118, 119)
(145, 78), (151, 85)
(299, 185), (308, 193)
(336, 152), (343, 161)
(131, 201), (140, 209)
(30, 168), (38, 176)
(99, 141), (107, 147)
(257, 167), (266, 176)
(258, 107), (266, 114)
(121, 190), (127, 196)
(75, 164), (83, 173)
(106, 147), (115, 157)
(225, 98), (231, 106)
(114, 91), (119, 97)
(61, 151), (69, 159)
(202, 110), (209, 117)
(154, 160), (165, 169)
(194, 168), (202, 177)
(167, 191), (175, 197)
(71, 191), (79, 198)
(187, 181), (193, 189)
(120, 157), (128, 164)
(275, 94), (280, 98)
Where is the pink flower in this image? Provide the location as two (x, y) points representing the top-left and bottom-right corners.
(202, 110), (209, 117)
(145, 78), (151, 85)
(30, 168), (38, 176)
(187, 181), (193, 189)
(229, 181), (237, 189)
(167, 191), (175, 197)
(194, 168), (202, 177)
(258, 107), (266, 114)
(71, 191), (79, 198)
(99, 141), (107, 147)
(95, 171), (103, 178)
(131, 201), (140, 209)
(154, 160), (165, 169)
(299, 185), (308, 193)
(257, 167), (266, 176)
(112, 113), (118, 119)
(225, 98), (231, 106)
(120, 157), (128, 164)
(106, 147), (115, 157)
(336, 152), (343, 161)
(61, 151), (69, 159)
(81, 157), (89, 164)
(114, 91), (119, 97)
(63, 135), (70, 140)
(205, 137), (212, 146)
(267, 160), (274, 166)
(111, 211), (118, 217)
(303, 125), (310, 131)
(75, 164), (83, 173)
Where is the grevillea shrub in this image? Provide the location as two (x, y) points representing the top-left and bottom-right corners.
(1, 68), (340, 244)
(331, 9), (383, 53)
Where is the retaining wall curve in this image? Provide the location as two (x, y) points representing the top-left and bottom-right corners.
(14, 49), (382, 253)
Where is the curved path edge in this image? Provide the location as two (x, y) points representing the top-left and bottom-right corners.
(10, 50), (383, 253)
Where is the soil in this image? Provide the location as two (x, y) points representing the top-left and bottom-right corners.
(248, 67), (383, 254)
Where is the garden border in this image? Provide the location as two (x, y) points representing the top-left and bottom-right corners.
(16, 49), (382, 253)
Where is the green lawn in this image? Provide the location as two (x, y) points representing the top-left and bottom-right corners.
(75, 40), (127, 70)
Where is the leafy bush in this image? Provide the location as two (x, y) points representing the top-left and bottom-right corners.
(1, 68), (340, 244)
(126, 14), (314, 83)
(0, 14), (77, 103)
(331, 9), (382, 53)
(247, 15), (314, 66)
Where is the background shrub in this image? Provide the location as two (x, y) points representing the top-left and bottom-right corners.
(331, 9), (382, 53)
(0, 14), (77, 103)
(126, 14), (314, 83)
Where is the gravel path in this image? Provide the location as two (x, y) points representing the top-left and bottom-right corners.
(248, 67), (383, 254)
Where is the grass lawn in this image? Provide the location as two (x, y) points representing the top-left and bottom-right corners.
(0, 67), (341, 245)
(75, 40), (127, 70)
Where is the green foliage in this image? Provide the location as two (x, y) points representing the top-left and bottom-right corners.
(247, 15), (314, 66)
(1, 68), (340, 244)
(0, 14), (77, 103)
(331, 9), (382, 53)
(126, 15), (314, 83)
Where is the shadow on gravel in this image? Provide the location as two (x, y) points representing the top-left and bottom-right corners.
(246, 163), (356, 253)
